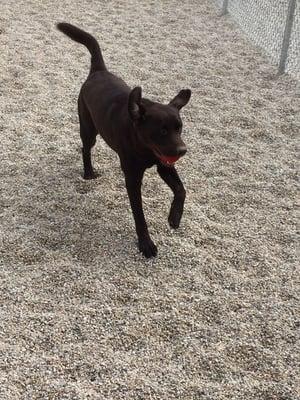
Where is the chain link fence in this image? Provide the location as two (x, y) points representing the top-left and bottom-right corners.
(215, 0), (300, 80)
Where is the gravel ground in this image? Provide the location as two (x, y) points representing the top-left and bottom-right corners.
(1, 1), (299, 399)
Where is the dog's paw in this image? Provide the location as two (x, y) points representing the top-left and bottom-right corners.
(138, 238), (158, 258)
(168, 210), (182, 229)
(83, 171), (99, 180)
(168, 199), (184, 229)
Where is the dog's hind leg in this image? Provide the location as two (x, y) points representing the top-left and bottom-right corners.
(78, 96), (97, 179)
(157, 164), (186, 229)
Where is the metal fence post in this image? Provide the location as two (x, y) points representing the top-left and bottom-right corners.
(278, 0), (296, 74)
(221, 0), (229, 15)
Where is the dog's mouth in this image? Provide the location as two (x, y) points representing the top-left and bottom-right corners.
(158, 154), (180, 166)
(153, 148), (181, 167)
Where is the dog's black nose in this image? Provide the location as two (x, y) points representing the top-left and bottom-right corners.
(177, 146), (187, 157)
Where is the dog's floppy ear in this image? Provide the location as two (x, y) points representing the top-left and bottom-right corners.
(169, 89), (191, 110)
(128, 86), (145, 121)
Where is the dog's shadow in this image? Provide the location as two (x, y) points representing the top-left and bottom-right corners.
(21, 152), (136, 265)
(12, 143), (181, 266)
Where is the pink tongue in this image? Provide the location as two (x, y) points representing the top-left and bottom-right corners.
(160, 156), (179, 164)
(160, 155), (180, 164)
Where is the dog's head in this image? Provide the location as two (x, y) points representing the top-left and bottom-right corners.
(128, 87), (191, 166)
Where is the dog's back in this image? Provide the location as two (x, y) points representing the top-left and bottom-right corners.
(57, 22), (133, 150)
(80, 71), (132, 152)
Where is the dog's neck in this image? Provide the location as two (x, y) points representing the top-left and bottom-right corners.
(129, 119), (155, 163)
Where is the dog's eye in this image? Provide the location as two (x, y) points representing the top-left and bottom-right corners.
(161, 127), (168, 136)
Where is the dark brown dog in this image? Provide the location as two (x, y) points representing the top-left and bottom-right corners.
(57, 23), (191, 258)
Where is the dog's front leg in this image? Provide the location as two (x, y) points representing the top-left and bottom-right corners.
(123, 167), (157, 258)
(157, 164), (186, 229)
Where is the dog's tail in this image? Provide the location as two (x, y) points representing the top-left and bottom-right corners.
(56, 22), (106, 74)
